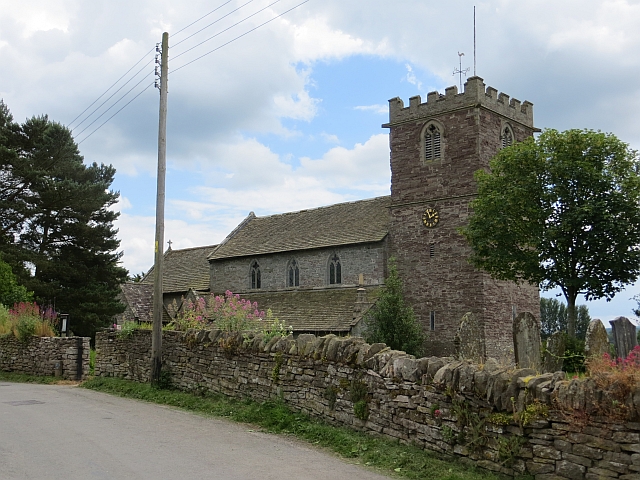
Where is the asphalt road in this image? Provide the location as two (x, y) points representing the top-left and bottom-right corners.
(0, 382), (391, 480)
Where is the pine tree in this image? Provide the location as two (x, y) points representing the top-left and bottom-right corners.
(0, 104), (127, 337)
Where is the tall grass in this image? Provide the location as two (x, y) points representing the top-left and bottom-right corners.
(0, 302), (57, 341)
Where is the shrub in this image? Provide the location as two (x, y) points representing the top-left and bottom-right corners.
(209, 291), (264, 332)
(261, 309), (292, 341)
(168, 292), (292, 341)
(363, 260), (425, 357)
(7, 302), (58, 342)
(587, 346), (640, 419)
(0, 305), (11, 336)
(563, 334), (586, 374)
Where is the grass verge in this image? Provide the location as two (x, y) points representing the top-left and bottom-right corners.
(82, 377), (529, 480)
(0, 371), (59, 384)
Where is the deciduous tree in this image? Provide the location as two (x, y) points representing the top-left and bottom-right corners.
(462, 129), (640, 337)
(540, 297), (590, 340)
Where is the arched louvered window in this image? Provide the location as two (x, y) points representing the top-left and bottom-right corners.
(501, 125), (514, 148)
(251, 261), (261, 289)
(328, 254), (342, 285)
(287, 259), (299, 287)
(424, 123), (442, 161)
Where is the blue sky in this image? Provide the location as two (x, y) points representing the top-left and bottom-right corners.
(2, 0), (640, 322)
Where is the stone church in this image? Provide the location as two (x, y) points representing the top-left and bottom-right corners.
(122, 76), (540, 358)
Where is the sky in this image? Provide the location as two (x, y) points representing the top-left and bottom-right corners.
(2, 0), (640, 323)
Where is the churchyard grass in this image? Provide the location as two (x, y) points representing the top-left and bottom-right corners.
(81, 377), (528, 480)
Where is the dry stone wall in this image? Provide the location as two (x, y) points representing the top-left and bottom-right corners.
(96, 330), (640, 479)
(0, 335), (90, 380)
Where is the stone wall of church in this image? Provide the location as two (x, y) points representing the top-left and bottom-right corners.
(387, 79), (539, 357)
(209, 240), (387, 294)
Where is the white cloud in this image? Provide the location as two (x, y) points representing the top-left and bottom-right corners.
(0, 0), (74, 37)
(405, 64), (422, 90)
(354, 104), (387, 115)
(287, 16), (390, 63)
(320, 132), (340, 144)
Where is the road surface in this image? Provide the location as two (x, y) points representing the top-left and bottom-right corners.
(0, 382), (391, 480)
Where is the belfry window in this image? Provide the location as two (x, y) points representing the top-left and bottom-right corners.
(287, 259), (299, 287)
(329, 254), (342, 285)
(501, 125), (514, 148)
(424, 123), (442, 161)
(251, 261), (261, 289)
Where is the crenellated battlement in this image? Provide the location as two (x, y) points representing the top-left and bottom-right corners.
(385, 76), (534, 127)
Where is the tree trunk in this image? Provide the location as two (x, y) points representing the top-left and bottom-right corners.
(565, 287), (578, 338)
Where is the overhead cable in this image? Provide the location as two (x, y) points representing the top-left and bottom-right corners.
(171, 0), (235, 37)
(172, 0), (310, 72)
(72, 59), (154, 132)
(68, 46), (154, 129)
(74, 71), (154, 138)
(172, 0), (282, 60)
(77, 82), (155, 145)
(173, 0), (255, 48)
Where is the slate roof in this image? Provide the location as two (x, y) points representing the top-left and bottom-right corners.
(119, 283), (153, 323)
(208, 196), (391, 261)
(143, 244), (217, 293)
(239, 286), (382, 333)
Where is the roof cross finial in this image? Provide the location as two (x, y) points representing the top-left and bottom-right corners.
(453, 52), (470, 91)
(167, 239), (173, 250)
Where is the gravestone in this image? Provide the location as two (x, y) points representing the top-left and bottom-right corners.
(542, 331), (565, 373)
(584, 319), (610, 360)
(513, 312), (541, 370)
(610, 316), (637, 360)
(454, 312), (485, 363)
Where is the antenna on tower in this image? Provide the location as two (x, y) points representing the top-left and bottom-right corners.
(453, 52), (470, 91)
(474, 5), (477, 76)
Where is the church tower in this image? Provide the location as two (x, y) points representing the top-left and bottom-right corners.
(384, 76), (540, 358)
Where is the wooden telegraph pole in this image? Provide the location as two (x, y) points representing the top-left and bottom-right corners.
(151, 32), (169, 385)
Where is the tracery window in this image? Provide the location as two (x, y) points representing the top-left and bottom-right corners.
(250, 261), (261, 289)
(287, 259), (300, 287)
(328, 254), (342, 285)
(424, 123), (442, 161)
(501, 125), (514, 148)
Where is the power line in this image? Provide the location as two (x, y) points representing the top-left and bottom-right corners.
(72, 59), (154, 132)
(173, 0), (281, 60)
(172, 0), (244, 41)
(172, 0), (310, 72)
(74, 71), (154, 138)
(74, 0), (311, 145)
(77, 82), (155, 145)
(173, 0), (256, 48)
(68, 46), (154, 128)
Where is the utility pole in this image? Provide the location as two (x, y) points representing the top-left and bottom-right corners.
(151, 32), (169, 385)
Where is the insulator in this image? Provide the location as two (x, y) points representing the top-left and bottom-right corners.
(156, 44), (160, 53)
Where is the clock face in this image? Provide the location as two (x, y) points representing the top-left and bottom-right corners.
(422, 207), (439, 228)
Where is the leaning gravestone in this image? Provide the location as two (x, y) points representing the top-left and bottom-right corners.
(454, 312), (485, 363)
(584, 319), (610, 360)
(610, 316), (637, 360)
(542, 331), (565, 373)
(513, 312), (541, 370)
